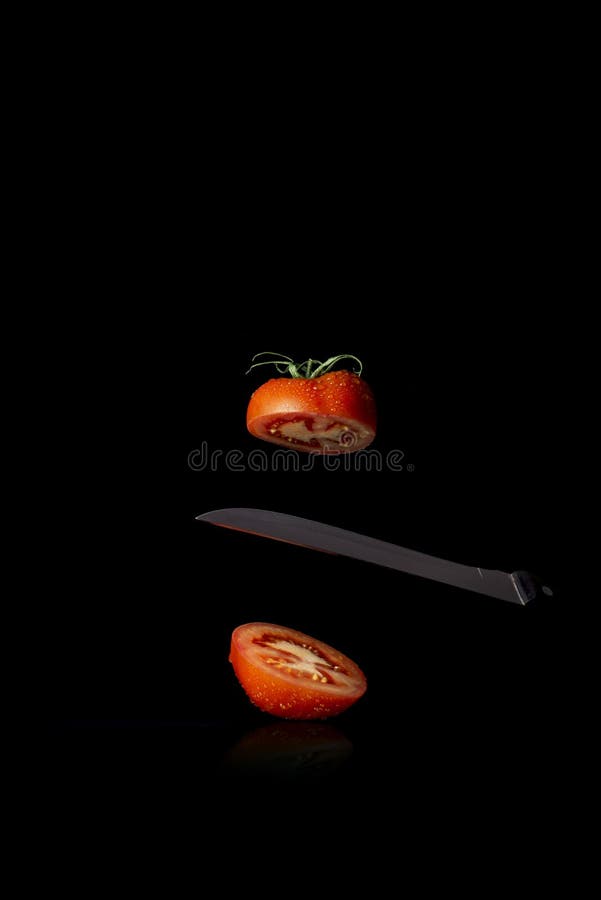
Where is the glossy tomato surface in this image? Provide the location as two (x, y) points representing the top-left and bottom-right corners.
(246, 370), (376, 453)
(229, 622), (367, 720)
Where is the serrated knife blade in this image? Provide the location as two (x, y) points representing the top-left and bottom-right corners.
(197, 508), (552, 605)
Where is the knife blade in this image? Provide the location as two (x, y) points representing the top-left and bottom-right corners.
(196, 508), (552, 605)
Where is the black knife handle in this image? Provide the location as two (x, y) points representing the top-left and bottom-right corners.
(512, 571), (554, 605)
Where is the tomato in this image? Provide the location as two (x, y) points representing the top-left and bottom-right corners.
(229, 622), (367, 720)
(246, 354), (377, 454)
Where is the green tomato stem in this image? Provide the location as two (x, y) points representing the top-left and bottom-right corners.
(246, 352), (363, 378)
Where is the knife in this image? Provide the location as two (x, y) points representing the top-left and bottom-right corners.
(197, 508), (552, 606)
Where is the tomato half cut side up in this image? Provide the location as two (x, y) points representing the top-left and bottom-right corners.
(229, 623), (367, 720)
(245, 354), (377, 454)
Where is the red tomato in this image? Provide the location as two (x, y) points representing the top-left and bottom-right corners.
(247, 369), (377, 453)
(229, 622), (367, 720)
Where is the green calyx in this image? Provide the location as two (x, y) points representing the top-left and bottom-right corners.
(246, 352), (363, 379)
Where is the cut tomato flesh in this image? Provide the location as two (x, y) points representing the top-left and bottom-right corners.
(254, 413), (375, 453)
(253, 633), (353, 688)
(229, 623), (367, 720)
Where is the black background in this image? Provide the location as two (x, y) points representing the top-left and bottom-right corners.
(46, 39), (573, 823)
(52, 313), (567, 798)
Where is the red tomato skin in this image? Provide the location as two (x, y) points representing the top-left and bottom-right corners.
(229, 623), (367, 721)
(246, 370), (377, 454)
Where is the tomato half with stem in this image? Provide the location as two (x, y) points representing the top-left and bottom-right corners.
(246, 353), (377, 454)
(229, 622), (367, 720)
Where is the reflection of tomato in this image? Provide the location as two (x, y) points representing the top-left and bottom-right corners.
(223, 723), (353, 779)
(246, 354), (376, 454)
(229, 622), (367, 720)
